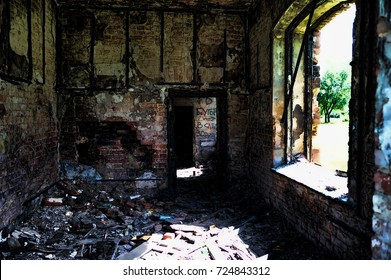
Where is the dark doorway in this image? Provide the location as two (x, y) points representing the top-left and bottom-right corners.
(174, 106), (194, 168)
(167, 90), (228, 193)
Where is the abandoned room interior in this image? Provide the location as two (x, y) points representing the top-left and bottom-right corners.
(0, 0), (390, 260)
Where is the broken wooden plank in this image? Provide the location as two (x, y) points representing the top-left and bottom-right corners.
(116, 242), (154, 260)
(170, 224), (207, 234)
(205, 239), (228, 260)
(233, 247), (256, 260)
(116, 233), (163, 260)
(257, 254), (269, 260)
(174, 230), (203, 243)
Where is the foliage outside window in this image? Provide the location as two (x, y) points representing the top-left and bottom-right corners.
(317, 70), (350, 123)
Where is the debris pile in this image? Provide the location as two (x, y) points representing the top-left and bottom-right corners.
(0, 179), (333, 260)
(117, 224), (264, 260)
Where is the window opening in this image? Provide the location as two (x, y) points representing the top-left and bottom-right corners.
(312, 5), (355, 174)
(272, 0), (356, 201)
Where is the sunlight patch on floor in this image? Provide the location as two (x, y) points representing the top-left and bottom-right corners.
(176, 167), (204, 178)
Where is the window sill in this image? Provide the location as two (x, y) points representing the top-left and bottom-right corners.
(273, 159), (348, 202)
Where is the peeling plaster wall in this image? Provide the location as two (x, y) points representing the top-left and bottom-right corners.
(0, 0), (58, 229)
(373, 0), (391, 260)
(58, 7), (247, 186)
(247, 0), (376, 259)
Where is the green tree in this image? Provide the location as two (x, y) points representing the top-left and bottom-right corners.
(317, 70), (350, 123)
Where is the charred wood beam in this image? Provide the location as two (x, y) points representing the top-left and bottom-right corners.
(192, 13), (198, 83)
(304, 33), (314, 160)
(223, 29), (227, 84)
(59, 4), (248, 15)
(354, 0), (377, 217)
(244, 14), (250, 88)
(125, 11), (130, 88)
(41, 0), (46, 84)
(256, 43), (259, 88)
(281, 0), (317, 125)
(95, 178), (163, 182)
(55, 1), (62, 90)
(56, 3), (250, 15)
(89, 15), (96, 95)
(160, 11), (164, 73)
(27, 0), (33, 81)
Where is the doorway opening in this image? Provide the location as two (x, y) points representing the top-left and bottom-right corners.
(173, 97), (218, 179)
(167, 90), (228, 190)
(174, 106), (194, 169)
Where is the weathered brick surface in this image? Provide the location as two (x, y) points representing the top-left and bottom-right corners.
(0, 0), (58, 229)
(58, 7), (248, 186)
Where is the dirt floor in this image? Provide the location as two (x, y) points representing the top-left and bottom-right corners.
(0, 177), (336, 260)
(312, 121), (349, 172)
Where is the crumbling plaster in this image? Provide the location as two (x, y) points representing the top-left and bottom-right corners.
(373, 0), (391, 259)
(0, 0), (58, 229)
(58, 7), (248, 186)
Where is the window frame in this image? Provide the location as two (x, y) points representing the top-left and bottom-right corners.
(272, 0), (357, 202)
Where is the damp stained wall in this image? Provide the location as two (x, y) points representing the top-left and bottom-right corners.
(58, 7), (248, 185)
(0, 0), (58, 229)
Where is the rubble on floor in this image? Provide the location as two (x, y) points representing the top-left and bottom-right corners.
(0, 179), (335, 260)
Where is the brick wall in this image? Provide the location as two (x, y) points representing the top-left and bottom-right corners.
(58, 8), (248, 186)
(0, 0), (58, 229)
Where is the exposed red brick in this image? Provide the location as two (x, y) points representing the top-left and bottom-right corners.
(374, 170), (391, 195)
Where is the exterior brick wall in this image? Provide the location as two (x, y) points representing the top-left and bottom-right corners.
(0, 0), (58, 229)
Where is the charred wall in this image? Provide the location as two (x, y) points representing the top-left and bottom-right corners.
(0, 0), (58, 228)
(57, 8), (248, 186)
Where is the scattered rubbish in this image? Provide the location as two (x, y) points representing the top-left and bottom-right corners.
(43, 198), (64, 206)
(0, 179), (332, 260)
(70, 251), (77, 258)
(61, 160), (103, 182)
(158, 215), (172, 221)
(45, 254), (56, 259)
(116, 226), (261, 260)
